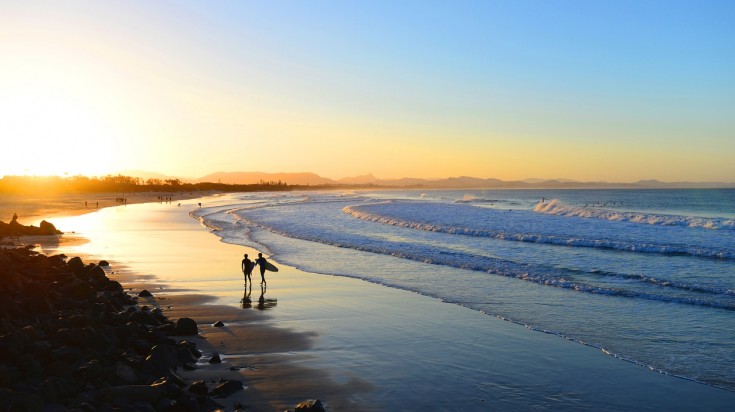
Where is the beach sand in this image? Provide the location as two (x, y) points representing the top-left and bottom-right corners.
(18, 195), (735, 411)
(0, 191), (214, 225)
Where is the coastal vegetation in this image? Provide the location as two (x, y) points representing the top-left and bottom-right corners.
(0, 175), (290, 195)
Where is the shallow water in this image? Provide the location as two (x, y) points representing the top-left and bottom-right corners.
(195, 189), (735, 391)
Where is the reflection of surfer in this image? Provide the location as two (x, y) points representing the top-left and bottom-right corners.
(258, 288), (266, 310)
(254, 253), (268, 286)
(241, 285), (252, 308)
(241, 254), (253, 283)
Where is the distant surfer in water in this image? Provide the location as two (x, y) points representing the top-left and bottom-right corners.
(254, 253), (268, 285)
(241, 253), (253, 283)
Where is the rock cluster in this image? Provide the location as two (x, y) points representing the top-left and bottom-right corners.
(0, 246), (241, 411)
(0, 217), (63, 237)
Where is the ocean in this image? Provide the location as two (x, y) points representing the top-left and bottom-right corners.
(194, 188), (735, 392)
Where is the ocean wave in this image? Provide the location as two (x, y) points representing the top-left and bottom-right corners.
(534, 199), (735, 230)
(230, 215), (735, 311)
(342, 204), (735, 260)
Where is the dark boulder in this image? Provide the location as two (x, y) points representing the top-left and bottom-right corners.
(211, 379), (243, 397)
(172, 318), (198, 336)
(144, 345), (179, 379)
(59, 278), (95, 300)
(96, 384), (164, 404)
(67, 256), (85, 273)
(188, 380), (209, 395)
(295, 399), (326, 412)
(39, 220), (62, 235)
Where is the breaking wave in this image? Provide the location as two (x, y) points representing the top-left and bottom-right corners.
(534, 199), (735, 231)
(343, 203), (735, 260)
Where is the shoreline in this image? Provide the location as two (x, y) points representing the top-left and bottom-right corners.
(8, 193), (735, 411)
(14, 195), (346, 411)
(0, 190), (220, 226)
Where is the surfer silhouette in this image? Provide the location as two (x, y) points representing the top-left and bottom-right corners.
(254, 253), (268, 285)
(241, 253), (253, 283)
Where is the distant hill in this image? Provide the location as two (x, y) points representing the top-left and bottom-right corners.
(191, 172), (735, 189)
(109, 170), (735, 189)
(338, 173), (380, 185)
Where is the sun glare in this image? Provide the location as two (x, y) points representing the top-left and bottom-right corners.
(0, 78), (121, 177)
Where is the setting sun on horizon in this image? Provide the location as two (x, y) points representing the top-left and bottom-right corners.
(1, 1), (733, 183)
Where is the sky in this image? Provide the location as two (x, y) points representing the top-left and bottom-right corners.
(1, 0), (733, 182)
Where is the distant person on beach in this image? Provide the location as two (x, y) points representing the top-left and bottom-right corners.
(254, 253), (268, 285)
(241, 253), (253, 283)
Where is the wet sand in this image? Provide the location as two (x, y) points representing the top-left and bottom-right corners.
(20, 195), (735, 411)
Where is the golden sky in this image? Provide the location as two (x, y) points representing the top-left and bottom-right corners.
(1, 1), (733, 182)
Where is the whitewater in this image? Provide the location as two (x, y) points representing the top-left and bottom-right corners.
(194, 188), (735, 392)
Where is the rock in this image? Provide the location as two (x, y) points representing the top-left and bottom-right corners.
(113, 362), (138, 384)
(208, 353), (222, 364)
(74, 359), (104, 381)
(105, 280), (124, 293)
(211, 379), (243, 397)
(188, 380), (209, 395)
(97, 384), (164, 404)
(67, 256), (85, 273)
(19, 325), (44, 341)
(138, 289), (153, 297)
(59, 278), (95, 300)
(151, 376), (185, 396)
(213, 321), (225, 327)
(45, 360), (74, 378)
(295, 399), (326, 412)
(0, 365), (20, 387)
(88, 264), (107, 282)
(144, 345), (179, 378)
(176, 341), (201, 364)
(173, 318), (198, 335)
(130, 310), (158, 326)
(0, 249), (225, 410)
(98, 260), (110, 267)
(38, 220), (62, 235)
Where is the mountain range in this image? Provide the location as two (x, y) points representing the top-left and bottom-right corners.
(119, 170), (735, 189)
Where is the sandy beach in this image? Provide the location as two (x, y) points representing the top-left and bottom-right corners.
(10, 193), (735, 411)
(0, 191), (216, 226)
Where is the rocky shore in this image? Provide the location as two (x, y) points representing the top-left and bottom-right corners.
(0, 246), (325, 412)
(0, 216), (62, 238)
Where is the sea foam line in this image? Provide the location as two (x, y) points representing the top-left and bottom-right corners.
(534, 199), (735, 231)
(342, 205), (735, 260)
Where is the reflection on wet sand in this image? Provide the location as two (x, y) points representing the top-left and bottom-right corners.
(241, 281), (277, 310)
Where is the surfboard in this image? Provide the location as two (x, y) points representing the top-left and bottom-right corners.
(243, 261), (255, 273)
(264, 261), (279, 272)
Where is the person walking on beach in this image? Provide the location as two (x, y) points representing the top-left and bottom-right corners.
(254, 253), (268, 286)
(241, 253), (253, 283)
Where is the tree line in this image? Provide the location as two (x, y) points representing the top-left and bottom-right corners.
(0, 174), (290, 194)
